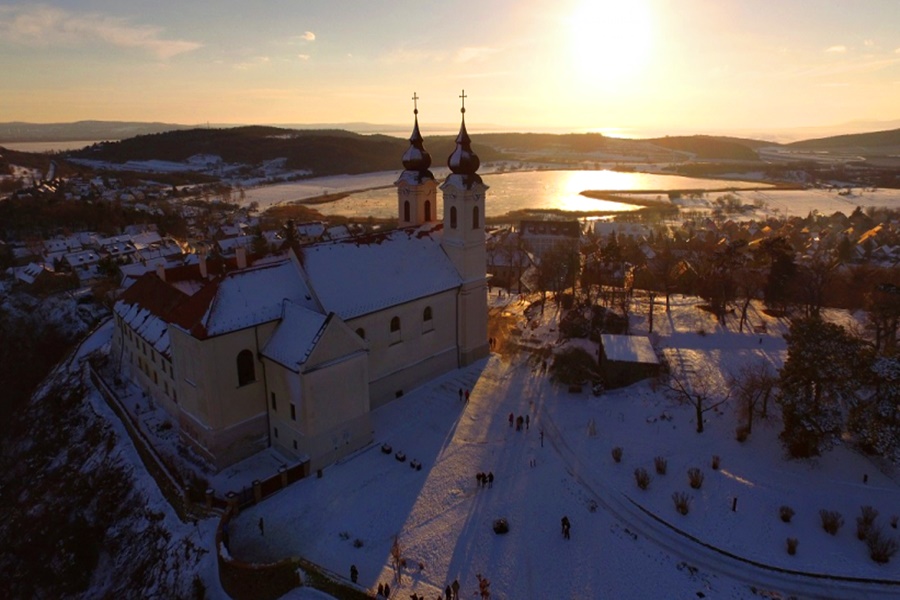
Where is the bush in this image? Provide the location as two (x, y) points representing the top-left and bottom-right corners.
(353, 538), (364, 548)
(654, 456), (667, 475)
(786, 537), (798, 555)
(711, 455), (720, 470)
(612, 447), (623, 463)
(892, 515), (898, 530)
(779, 505), (795, 523)
(688, 468), (704, 489)
(819, 510), (844, 535)
(866, 528), (898, 564)
(857, 506), (879, 541)
(672, 492), (691, 515)
(550, 347), (600, 385)
(634, 468), (651, 490)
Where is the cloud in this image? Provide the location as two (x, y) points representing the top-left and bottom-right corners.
(297, 54), (310, 61)
(863, 39), (874, 48)
(301, 31), (315, 42)
(0, 5), (200, 59)
(824, 45), (847, 54)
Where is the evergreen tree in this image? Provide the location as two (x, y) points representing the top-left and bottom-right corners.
(777, 318), (866, 457)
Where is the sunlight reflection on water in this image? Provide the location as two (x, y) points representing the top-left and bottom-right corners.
(314, 169), (764, 219)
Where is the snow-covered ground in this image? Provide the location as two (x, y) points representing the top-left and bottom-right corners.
(220, 293), (900, 600)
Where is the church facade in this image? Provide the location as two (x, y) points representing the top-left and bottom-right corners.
(111, 99), (489, 471)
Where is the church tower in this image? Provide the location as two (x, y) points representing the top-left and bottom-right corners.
(441, 90), (489, 365)
(396, 93), (438, 227)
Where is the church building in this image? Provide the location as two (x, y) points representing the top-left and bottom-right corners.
(111, 96), (490, 471)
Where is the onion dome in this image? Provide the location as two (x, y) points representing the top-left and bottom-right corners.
(447, 90), (482, 186)
(398, 93), (434, 184)
(401, 111), (432, 171)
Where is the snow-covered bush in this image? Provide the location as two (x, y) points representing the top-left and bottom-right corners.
(688, 468), (704, 489)
(857, 506), (879, 541)
(866, 528), (898, 564)
(779, 505), (795, 523)
(634, 468), (651, 490)
(549, 347), (600, 386)
(654, 456), (667, 475)
(711, 455), (720, 470)
(672, 492), (691, 515)
(786, 537), (798, 555)
(819, 510), (844, 535)
(611, 447), (623, 463)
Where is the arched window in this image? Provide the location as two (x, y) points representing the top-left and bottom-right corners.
(424, 200), (432, 221)
(403, 201), (410, 222)
(237, 349), (255, 386)
(356, 327), (366, 339)
(389, 316), (401, 344)
(472, 206), (480, 229)
(423, 306), (434, 332)
(450, 206), (458, 229)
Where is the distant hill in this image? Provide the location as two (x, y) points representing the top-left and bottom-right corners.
(65, 126), (504, 177)
(0, 121), (193, 143)
(644, 136), (766, 160)
(786, 128), (900, 150)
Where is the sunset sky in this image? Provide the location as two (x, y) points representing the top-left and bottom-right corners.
(1, 0), (899, 136)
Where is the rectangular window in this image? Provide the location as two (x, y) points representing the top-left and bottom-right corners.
(271, 392), (277, 411)
(151, 351), (156, 364)
(292, 440), (298, 450)
(290, 403), (296, 421)
(274, 427), (279, 438)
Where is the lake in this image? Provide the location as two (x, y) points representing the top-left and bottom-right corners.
(308, 169), (772, 219)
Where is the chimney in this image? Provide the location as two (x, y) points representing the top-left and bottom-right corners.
(199, 252), (208, 279)
(156, 263), (166, 282)
(236, 246), (247, 269)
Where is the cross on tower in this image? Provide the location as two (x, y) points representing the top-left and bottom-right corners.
(411, 92), (419, 114)
(459, 89), (467, 114)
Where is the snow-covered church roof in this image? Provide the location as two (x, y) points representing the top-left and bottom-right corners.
(261, 301), (330, 373)
(299, 225), (462, 320)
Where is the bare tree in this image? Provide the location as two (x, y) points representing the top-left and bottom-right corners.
(665, 361), (732, 433)
(728, 360), (777, 434)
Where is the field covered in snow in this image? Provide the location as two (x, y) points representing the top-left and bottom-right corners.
(218, 293), (900, 600)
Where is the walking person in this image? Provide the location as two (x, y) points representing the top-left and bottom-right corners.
(525, 414), (530, 430)
(508, 412), (514, 427)
(458, 388), (463, 402)
(350, 564), (358, 584)
(445, 585), (452, 600)
(258, 517), (265, 536)
(561, 515), (571, 539)
(451, 578), (460, 600)
(540, 429), (544, 447)
(465, 389), (470, 403)
(378, 583), (385, 597)
(487, 471), (494, 488)
(384, 582), (391, 598)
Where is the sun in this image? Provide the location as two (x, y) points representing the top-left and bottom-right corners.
(567, 0), (654, 85)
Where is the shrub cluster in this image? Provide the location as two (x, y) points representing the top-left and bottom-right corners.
(611, 447), (623, 463)
(654, 456), (667, 475)
(819, 510), (844, 535)
(786, 537), (798, 555)
(857, 506), (879, 541)
(672, 492), (691, 515)
(634, 468), (651, 490)
(688, 468), (704, 489)
(779, 505), (795, 523)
